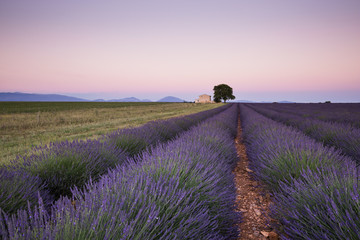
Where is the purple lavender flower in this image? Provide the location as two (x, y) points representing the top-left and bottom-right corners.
(248, 103), (360, 163)
(0, 167), (53, 214)
(240, 104), (360, 239)
(0, 104), (240, 239)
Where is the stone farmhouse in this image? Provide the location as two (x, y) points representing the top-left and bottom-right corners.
(195, 94), (214, 103)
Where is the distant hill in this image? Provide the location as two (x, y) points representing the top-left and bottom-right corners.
(0, 92), (87, 102)
(107, 97), (153, 102)
(157, 96), (185, 102)
(0, 93), (156, 102)
(108, 97), (141, 102)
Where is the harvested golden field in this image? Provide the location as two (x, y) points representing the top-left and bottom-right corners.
(0, 102), (222, 164)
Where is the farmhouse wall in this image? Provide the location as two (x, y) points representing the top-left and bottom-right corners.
(195, 94), (213, 103)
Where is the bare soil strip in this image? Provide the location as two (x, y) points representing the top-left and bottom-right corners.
(234, 116), (279, 240)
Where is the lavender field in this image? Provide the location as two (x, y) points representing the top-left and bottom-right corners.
(1, 103), (360, 239)
(241, 103), (360, 239)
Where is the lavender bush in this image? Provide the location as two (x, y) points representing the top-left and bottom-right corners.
(248, 104), (360, 163)
(19, 139), (128, 198)
(274, 165), (360, 240)
(2, 169), (220, 239)
(254, 103), (360, 128)
(240, 105), (360, 239)
(0, 104), (240, 239)
(0, 167), (52, 215)
(104, 105), (230, 157)
(0, 104), (230, 216)
(106, 127), (158, 157)
(240, 105), (346, 190)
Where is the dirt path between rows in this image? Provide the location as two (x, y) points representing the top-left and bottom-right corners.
(234, 116), (279, 240)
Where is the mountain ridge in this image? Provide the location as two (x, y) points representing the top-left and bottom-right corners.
(0, 92), (86, 102)
(0, 92), (182, 102)
(157, 96), (185, 102)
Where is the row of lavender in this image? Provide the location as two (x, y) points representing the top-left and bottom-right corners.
(247, 104), (360, 163)
(255, 103), (360, 128)
(0, 104), (230, 215)
(0, 104), (240, 239)
(240, 105), (360, 239)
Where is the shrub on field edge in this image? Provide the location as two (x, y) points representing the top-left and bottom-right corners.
(241, 109), (346, 191)
(273, 165), (360, 240)
(0, 167), (53, 214)
(20, 139), (128, 198)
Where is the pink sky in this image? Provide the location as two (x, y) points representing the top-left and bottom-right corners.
(0, 0), (359, 102)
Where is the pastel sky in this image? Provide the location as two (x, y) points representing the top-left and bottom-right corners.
(1, 0), (359, 102)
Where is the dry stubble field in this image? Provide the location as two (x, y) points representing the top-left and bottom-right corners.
(0, 102), (222, 164)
